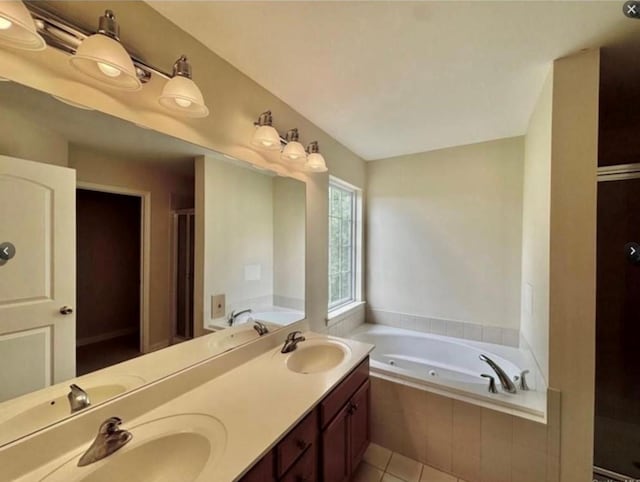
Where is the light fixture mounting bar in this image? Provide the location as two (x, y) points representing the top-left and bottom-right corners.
(23, 3), (172, 83)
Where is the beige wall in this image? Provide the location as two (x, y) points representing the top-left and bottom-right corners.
(273, 177), (306, 310)
(548, 50), (599, 482)
(521, 70), (553, 383)
(366, 137), (524, 331)
(69, 145), (194, 348)
(0, 103), (68, 166)
(199, 156), (274, 322)
(0, 0), (367, 334)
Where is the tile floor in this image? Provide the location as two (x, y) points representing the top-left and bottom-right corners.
(353, 443), (467, 482)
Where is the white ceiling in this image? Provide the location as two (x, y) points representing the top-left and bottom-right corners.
(147, 1), (638, 160)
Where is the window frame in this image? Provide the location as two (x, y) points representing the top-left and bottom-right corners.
(328, 177), (360, 313)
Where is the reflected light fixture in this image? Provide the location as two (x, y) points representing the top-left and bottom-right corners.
(306, 141), (328, 172)
(251, 110), (282, 150)
(0, 0), (45, 51)
(69, 10), (141, 91)
(159, 55), (208, 118)
(281, 128), (307, 164)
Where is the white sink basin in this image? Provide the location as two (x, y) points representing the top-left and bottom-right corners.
(40, 414), (226, 482)
(0, 375), (145, 446)
(207, 326), (260, 351)
(285, 340), (351, 374)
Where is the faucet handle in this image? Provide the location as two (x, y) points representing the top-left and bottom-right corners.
(518, 370), (530, 391)
(286, 330), (303, 341)
(481, 374), (498, 394)
(99, 417), (123, 435)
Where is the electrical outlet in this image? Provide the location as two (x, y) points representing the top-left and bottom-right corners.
(211, 294), (225, 319)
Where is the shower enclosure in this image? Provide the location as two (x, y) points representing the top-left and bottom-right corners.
(594, 165), (640, 480)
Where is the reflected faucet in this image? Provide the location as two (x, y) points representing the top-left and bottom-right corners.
(253, 321), (269, 336)
(281, 331), (306, 353)
(479, 354), (517, 394)
(228, 309), (252, 326)
(68, 384), (91, 413)
(78, 417), (132, 467)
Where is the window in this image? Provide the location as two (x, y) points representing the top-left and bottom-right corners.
(328, 179), (358, 310)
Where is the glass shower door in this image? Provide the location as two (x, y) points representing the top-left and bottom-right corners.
(595, 171), (640, 479)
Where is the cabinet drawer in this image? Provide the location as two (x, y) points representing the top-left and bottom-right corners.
(276, 409), (318, 477)
(239, 452), (275, 482)
(280, 443), (317, 482)
(320, 357), (369, 428)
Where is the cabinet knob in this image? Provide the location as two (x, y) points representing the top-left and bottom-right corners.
(295, 438), (307, 451)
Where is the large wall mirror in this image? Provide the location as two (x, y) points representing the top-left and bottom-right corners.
(0, 80), (306, 447)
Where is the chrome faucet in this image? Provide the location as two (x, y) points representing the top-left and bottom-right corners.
(68, 384), (91, 413)
(228, 308), (252, 326)
(479, 354), (517, 394)
(78, 417), (132, 467)
(253, 321), (269, 336)
(281, 331), (305, 353)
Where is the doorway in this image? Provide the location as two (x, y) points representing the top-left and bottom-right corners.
(594, 165), (640, 481)
(75, 188), (144, 375)
(171, 209), (195, 343)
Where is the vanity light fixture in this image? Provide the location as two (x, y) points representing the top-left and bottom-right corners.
(0, 0), (45, 51)
(68, 10), (141, 91)
(281, 128), (307, 164)
(159, 55), (208, 118)
(305, 141), (328, 172)
(251, 110), (282, 150)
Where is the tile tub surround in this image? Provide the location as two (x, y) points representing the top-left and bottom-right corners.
(367, 308), (520, 348)
(370, 376), (561, 482)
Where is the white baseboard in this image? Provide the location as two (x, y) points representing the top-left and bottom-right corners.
(76, 327), (138, 347)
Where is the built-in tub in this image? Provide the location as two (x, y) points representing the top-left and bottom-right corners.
(349, 323), (546, 421)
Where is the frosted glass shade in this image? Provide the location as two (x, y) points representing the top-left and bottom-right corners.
(251, 125), (281, 150)
(69, 33), (141, 91)
(306, 152), (327, 172)
(0, 1), (46, 51)
(159, 75), (209, 118)
(281, 141), (307, 163)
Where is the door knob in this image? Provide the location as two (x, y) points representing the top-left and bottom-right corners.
(60, 306), (73, 315)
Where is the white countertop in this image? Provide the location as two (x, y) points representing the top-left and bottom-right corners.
(18, 332), (374, 482)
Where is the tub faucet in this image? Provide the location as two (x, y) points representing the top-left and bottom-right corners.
(68, 384), (91, 413)
(78, 417), (132, 467)
(228, 308), (252, 326)
(253, 321), (269, 336)
(281, 331), (305, 353)
(479, 354), (517, 394)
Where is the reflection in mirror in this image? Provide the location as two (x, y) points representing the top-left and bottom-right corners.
(199, 156), (306, 333)
(0, 80), (306, 447)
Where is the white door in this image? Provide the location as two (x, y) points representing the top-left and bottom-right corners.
(0, 155), (76, 402)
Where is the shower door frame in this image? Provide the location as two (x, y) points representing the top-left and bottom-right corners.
(594, 162), (640, 481)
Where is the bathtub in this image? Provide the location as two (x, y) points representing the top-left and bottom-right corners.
(349, 323), (547, 420)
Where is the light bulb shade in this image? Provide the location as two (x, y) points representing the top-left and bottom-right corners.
(69, 33), (141, 91)
(251, 125), (281, 150)
(159, 75), (209, 118)
(0, 1), (46, 51)
(306, 152), (328, 172)
(281, 141), (307, 163)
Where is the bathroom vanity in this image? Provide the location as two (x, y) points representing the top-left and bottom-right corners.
(1, 332), (374, 481)
(240, 357), (370, 482)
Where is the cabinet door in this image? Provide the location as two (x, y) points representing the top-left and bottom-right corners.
(239, 452), (275, 482)
(321, 404), (350, 482)
(349, 380), (370, 471)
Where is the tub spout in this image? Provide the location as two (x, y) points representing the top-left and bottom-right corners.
(479, 354), (517, 394)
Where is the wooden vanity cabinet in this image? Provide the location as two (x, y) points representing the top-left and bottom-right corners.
(238, 357), (369, 482)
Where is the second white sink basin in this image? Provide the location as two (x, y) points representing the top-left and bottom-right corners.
(40, 414), (227, 482)
(285, 340), (351, 374)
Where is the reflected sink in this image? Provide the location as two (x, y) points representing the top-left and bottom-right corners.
(41, 414), (227, 482)
(207, 325), (261, 352)
(285, 340), (351, 374)
(0, 375), (145, 446)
